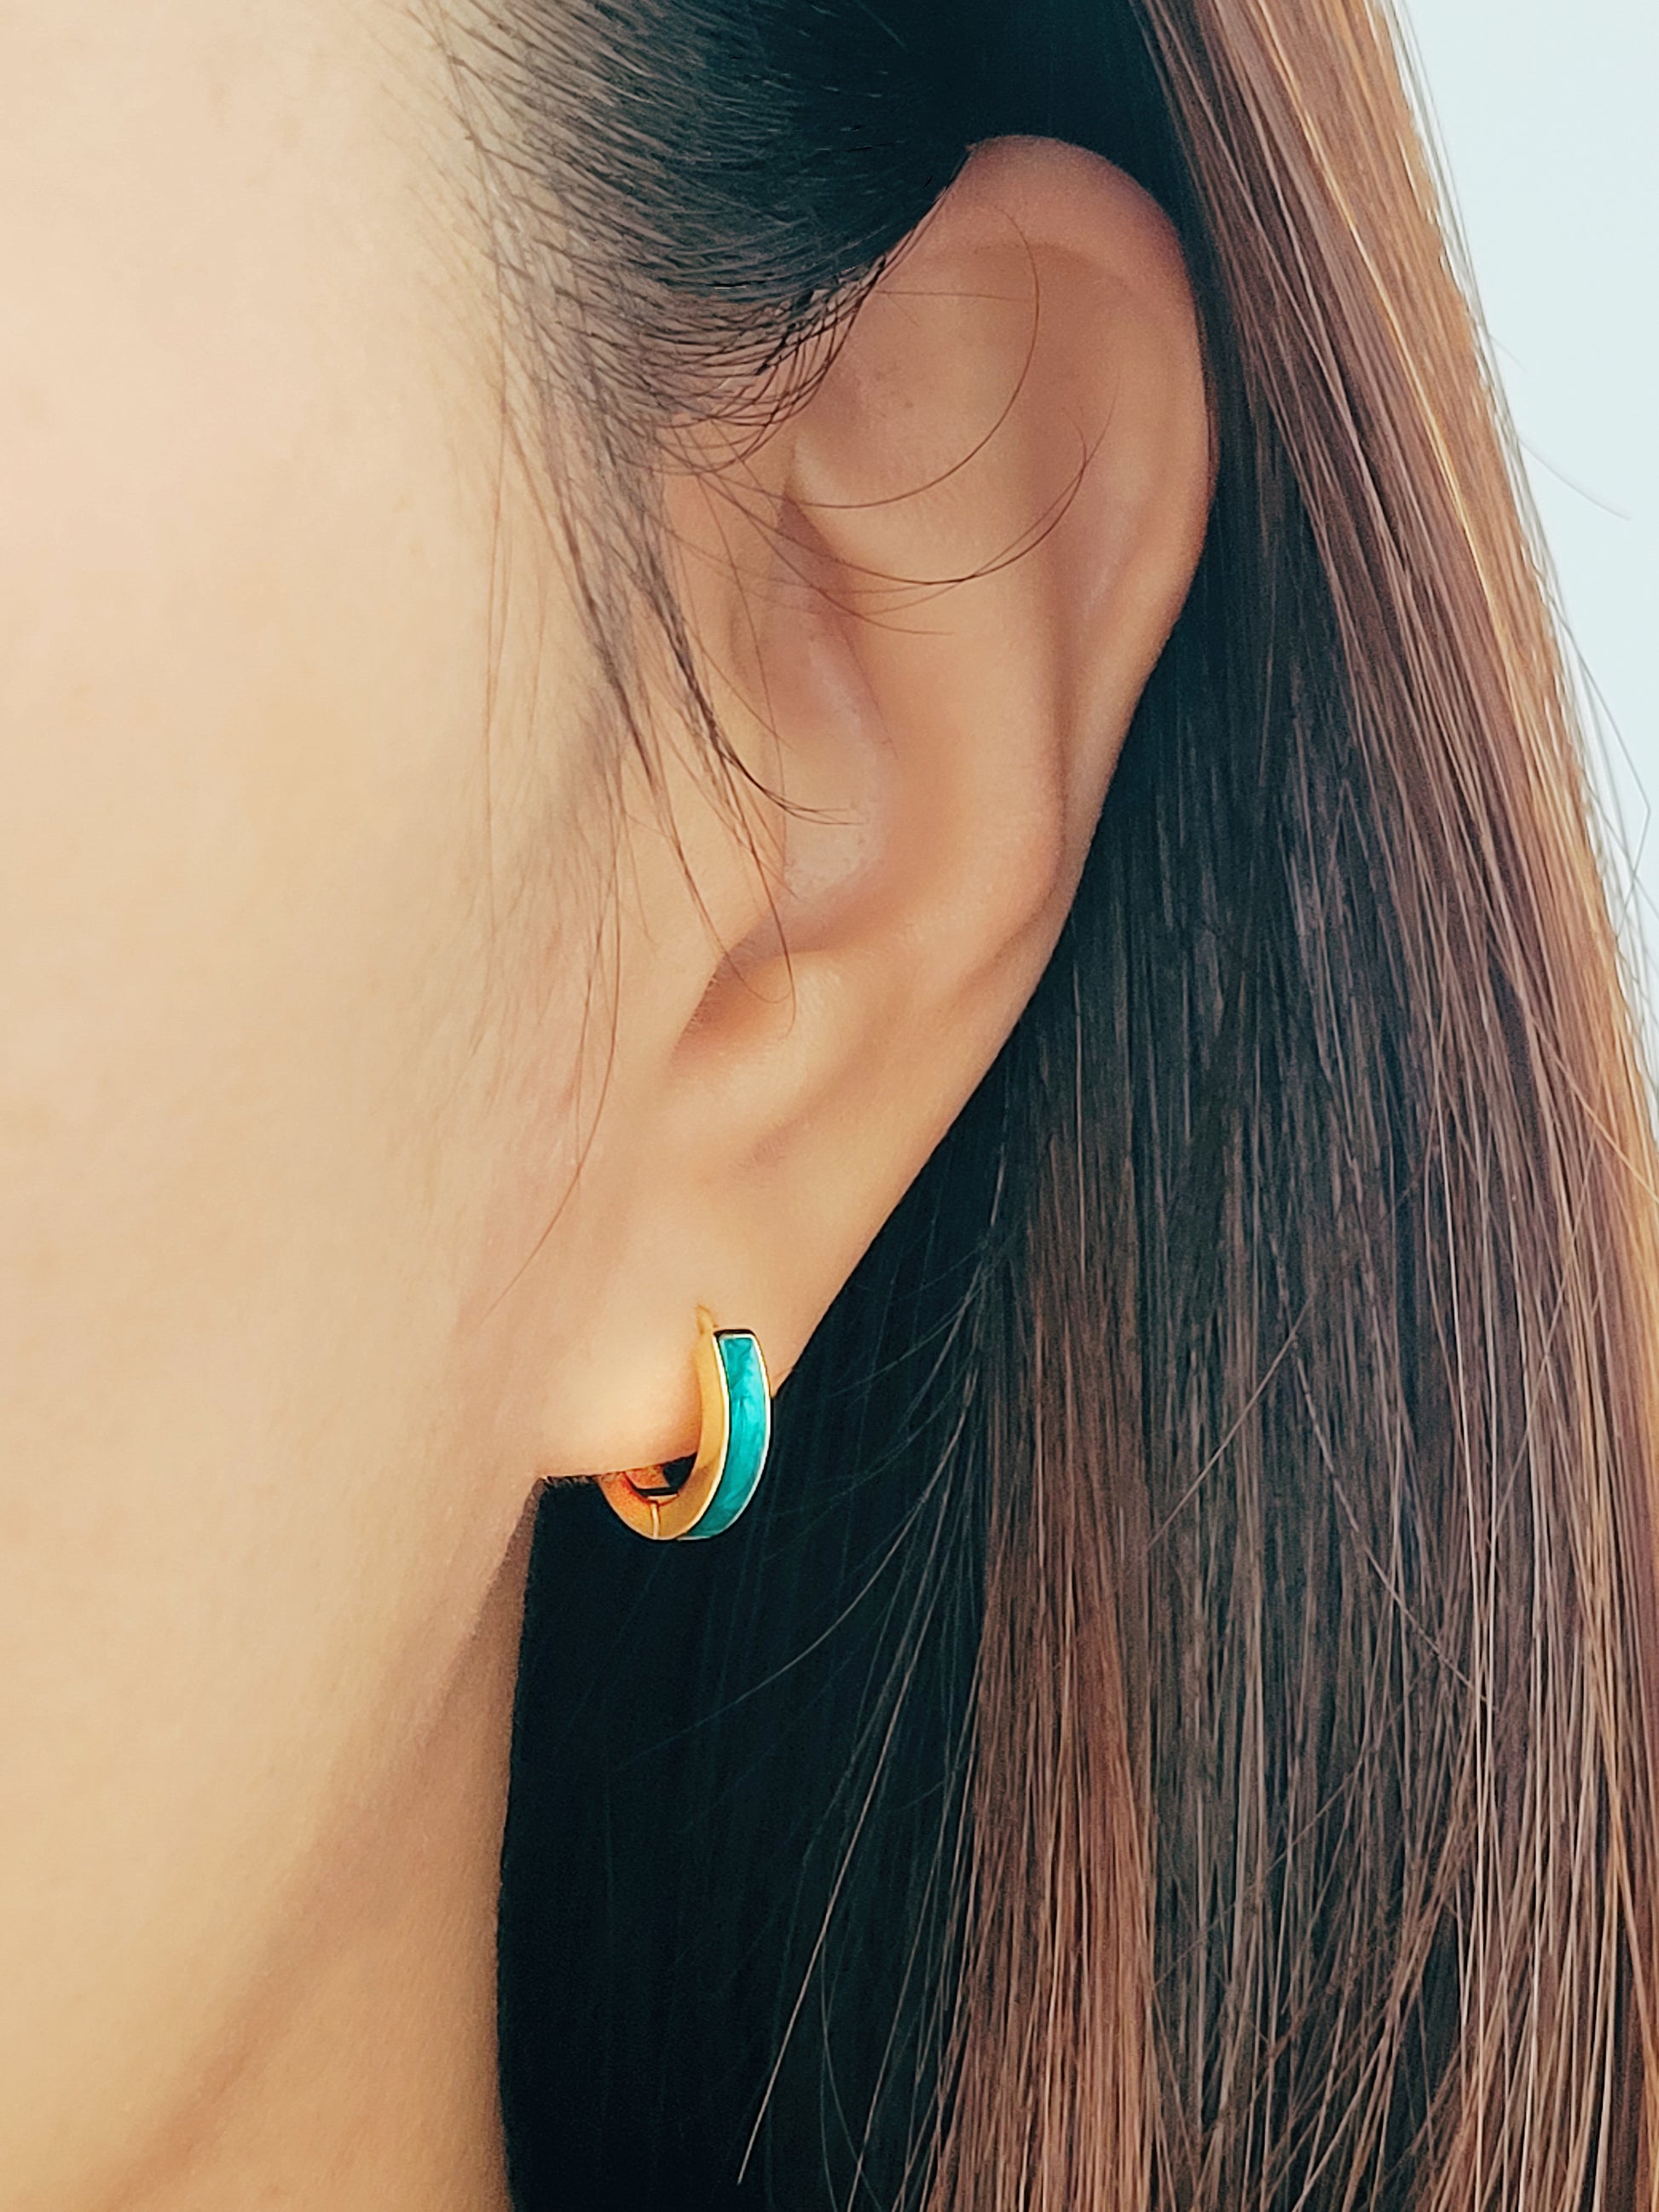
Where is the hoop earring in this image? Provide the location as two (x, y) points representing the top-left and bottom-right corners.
(595, 1306), (772, 1542)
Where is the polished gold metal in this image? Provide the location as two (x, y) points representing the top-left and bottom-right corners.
(597, 1306), (732, 1540)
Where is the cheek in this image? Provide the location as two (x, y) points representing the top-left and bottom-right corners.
(0, 3), (593, 2186)
(0, 8), (502, 1757)
(0, 360), (490, 2199)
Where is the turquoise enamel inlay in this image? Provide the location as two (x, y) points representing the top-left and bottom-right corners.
(683, 1330), (771, 1539)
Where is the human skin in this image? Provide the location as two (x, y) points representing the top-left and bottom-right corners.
(0, 5), (1209, 2206)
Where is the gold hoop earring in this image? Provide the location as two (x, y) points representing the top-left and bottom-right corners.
(595, 1306), (772, 1542)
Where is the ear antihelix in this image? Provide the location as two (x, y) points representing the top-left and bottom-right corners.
(595, 1305), (772, 1541)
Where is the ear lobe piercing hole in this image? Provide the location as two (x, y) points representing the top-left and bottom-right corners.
(630, 1453), (696, 1501)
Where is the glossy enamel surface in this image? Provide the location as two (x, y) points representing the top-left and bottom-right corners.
(681, 1331), (771, 1541)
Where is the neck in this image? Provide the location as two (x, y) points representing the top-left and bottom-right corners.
(125, 1507), (534, 2212)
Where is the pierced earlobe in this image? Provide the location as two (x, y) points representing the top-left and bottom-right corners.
(595, 1306), (772, 1541)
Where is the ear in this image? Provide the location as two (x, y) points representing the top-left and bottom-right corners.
(532, 136), (1210, 1478)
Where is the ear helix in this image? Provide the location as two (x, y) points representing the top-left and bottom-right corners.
(595, 1306), (773, 1541)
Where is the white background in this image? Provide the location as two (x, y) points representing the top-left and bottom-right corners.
(1398, 0), (1657, 1021)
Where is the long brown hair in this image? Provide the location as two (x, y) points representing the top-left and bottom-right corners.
(472, 0), (1659, 2203)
